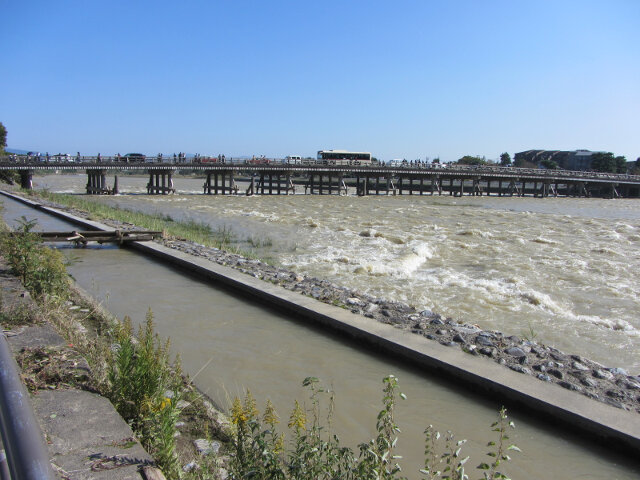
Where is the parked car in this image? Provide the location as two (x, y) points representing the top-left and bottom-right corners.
(122, 153), (146, 163)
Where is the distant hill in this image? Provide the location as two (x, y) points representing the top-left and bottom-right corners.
(5, 148), (30, 154)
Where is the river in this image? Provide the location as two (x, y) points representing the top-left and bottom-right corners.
(35, 173), (640, 373)
(1, 190), (639, 478)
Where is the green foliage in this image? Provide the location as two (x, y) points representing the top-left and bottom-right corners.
(108, 309), (183, 477)
(0, 217), (70, 299)
(228, 376), (519, 480)
(356, 374), (405, 479)
(477, 407), (520, 480)
(499, 153), (511, 166)
(457, 156), (487, 166)
(590, 152), (627, 173)
(0, 121), (7, 149)
(0, 171), (20, 185)
(540, 159), (558, 170)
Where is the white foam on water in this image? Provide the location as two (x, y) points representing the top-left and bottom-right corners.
(531, 236), (558, 245)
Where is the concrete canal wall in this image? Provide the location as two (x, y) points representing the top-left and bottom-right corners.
(2, 189), (639, 457)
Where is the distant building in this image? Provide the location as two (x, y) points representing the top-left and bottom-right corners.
(514, 149), (605, 171)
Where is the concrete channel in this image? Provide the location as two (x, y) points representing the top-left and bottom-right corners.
(1, 189), (639, 473)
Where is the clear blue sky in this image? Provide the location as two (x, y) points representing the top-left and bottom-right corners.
(2, 0), (639, 161)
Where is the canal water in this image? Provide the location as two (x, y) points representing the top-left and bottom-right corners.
(35, 174), (640, 373)
(1, 193), (638, 479)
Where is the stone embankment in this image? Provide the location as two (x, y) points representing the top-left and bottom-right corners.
(158, 237), (640, 414)
(9, 192), (640, 415)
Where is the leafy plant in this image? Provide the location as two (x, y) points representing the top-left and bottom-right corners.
(0, 217), (70, 299)
(107, 309), (183, 476)
(228, 377), (519, 480)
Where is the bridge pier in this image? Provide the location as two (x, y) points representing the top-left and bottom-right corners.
(356, 175), (368, 196)
(203, 171), (237, 195)
(508, 180), (521, 196)
(304, 174), (346, 195)
(472, 178), (482, 196)
(86, 169), (109, 194)
(147, 169), (175, 195)
(19, 170), (33, 190)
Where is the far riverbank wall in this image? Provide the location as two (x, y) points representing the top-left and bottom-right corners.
(1, 189), (639, 457)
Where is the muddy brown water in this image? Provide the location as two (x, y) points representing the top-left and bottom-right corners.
(1, 194), (638, 479)
(35, 174), (640, 373)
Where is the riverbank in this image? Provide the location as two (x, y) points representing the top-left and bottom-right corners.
(0, 223), (233, 478)
(5, 189), (639, 416)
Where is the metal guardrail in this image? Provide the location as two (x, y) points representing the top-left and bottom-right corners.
(1, 155), (639, 184)
(0, 333), (55, 479)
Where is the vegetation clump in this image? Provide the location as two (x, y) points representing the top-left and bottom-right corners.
(228, 376), (519, 480)
(29, 190), (248, 254)
(0, 217), (70, 299)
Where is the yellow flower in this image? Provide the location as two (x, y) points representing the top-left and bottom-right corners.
(231, 397), (247, 425)
(274, 433), (285, 454)
(288, 400), (306, 432)
(158, 397), (171, 411)
(263, 399), (279, 427)
(243, 391), (259, 420)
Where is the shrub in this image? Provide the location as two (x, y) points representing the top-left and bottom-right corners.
(108, 309), (183, 477)
(229, 376), (519, 480)
(0, 217), (70, 299)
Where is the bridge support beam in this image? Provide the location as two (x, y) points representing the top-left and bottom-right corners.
(19, 170), (34, 190)
(147, 169), (175, 195)
(356, 175), (369, 196)
(203, 171), (237, 195)
(86, 169), (109, 194)
(304, 174), (345, 195)
(610, 183), (620, 199)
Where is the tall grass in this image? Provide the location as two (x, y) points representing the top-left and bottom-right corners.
(29, 190), (251, 255)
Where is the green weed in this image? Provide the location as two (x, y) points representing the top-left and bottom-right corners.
(228, 376), (519, 480)
(0, 217), (70, 300)
(108, 309), (183, 477)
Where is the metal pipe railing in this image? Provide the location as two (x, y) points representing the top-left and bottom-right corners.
(0, 333), (54, 480)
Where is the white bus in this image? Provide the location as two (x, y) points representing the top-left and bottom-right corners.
(317, 150), (373, 165)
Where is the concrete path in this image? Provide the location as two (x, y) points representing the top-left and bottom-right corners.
(0, 265), (161, 479)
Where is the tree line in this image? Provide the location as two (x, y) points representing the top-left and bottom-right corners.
(455, 150), (640, 174)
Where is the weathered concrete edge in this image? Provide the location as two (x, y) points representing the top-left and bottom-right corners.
(2, 190), (639, 455)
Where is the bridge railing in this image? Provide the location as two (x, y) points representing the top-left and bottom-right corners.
(0, 333), (55, 479)
(1, 155), (639, 182)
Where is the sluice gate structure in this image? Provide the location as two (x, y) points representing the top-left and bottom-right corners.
(2, 158), (640, 198)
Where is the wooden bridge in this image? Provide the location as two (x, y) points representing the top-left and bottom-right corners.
(2, 156), (640, 198)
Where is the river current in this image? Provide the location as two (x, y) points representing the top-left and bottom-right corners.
(35, 174), (640, 373)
